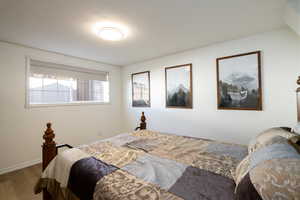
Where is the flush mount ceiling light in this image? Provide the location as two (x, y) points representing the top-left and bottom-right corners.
(98, 27), (124, 41)
(93, 22), (128, 41)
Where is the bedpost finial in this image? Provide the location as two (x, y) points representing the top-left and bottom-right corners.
(297, 76), (300, 85)
(46, 122), (51, 129)
(141, 112), (146, 122)
(139, 112), (147, 130)
(43, 122), (55, 145)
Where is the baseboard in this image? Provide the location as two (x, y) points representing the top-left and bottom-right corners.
(0, 158), (41, 175)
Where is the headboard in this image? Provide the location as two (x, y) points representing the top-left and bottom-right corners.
(297, 76), (300, 122)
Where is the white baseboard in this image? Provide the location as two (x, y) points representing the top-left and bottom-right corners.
(0, 159), (41, 175)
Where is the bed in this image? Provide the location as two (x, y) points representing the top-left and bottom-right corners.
(35, 76), (300, 200)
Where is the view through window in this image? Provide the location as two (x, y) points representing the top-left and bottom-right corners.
(28, 59), (109, 105)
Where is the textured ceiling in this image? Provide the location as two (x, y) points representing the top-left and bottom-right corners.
(0, 0), (287, 66)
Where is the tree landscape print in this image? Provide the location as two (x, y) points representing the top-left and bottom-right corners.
(217, 51), (262, 110)
(132, 71), (150, 107)
(166, 64), (192, 108)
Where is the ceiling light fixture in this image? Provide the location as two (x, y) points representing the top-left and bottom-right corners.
(98, 27), (124, 41)
(93, 22), (128, 41)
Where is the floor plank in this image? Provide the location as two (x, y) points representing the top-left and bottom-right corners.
(0, 164), (42, 200)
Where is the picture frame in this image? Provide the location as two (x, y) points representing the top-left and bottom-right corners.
(165, 64), (193, 109)
(216, 51), (262, 110)
(131, 71), (151, 107)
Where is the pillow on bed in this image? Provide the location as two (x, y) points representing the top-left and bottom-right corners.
(233, 136), (286, 186)
(248, 127), (296, 153)
(292, 122), (300, 134)
(235, 138), (300, 200)
(232, 155), (250, 188)
(288, 135), (300, 153)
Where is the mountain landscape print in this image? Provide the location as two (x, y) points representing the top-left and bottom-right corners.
(217, 51), (262, 110)
(132, 71), (150, 107)
(165, 64), (192, 108)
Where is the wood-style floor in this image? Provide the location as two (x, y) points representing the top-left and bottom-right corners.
(0, 164), (42, 200)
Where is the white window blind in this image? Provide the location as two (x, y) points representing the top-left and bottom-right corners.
(27, 59), (109, 105)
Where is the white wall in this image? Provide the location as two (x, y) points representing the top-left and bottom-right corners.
(0, 42), (123, 173)
(122, 28), (300, 145)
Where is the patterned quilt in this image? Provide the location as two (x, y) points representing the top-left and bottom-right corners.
(35, 130), (248, 200)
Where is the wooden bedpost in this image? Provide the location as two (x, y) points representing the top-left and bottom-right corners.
(42, 123), (57, 171)
(135, 112), (147, 130)
(42, 123), (56, 200)
(297, 76), (300, 122)
(140, 112), (147, 130)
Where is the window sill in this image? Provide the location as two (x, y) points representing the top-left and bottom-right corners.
(25, 101), (111, 108)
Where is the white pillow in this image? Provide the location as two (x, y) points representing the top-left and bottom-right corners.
(293, 123), (300, 134)
(248, 127), (296, 153)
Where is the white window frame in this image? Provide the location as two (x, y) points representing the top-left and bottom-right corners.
(25, 56), (111, 108)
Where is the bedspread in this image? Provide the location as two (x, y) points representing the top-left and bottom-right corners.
(35, 130), (248, 200)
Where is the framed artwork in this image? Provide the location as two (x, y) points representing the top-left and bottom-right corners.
(131, 71), (150, 107)
(165, 64), (193, 108)
(217, 51), (262, 110)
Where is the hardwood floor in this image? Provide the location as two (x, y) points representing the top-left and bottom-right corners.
(0, 164), (42, 200)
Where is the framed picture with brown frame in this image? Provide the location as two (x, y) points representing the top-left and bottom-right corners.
(216, 51), (262, 110)
(131, 71), (151, 107)
(165, 63), (193, 109)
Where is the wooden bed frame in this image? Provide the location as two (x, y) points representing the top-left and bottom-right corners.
(41, 77), (300, 200)
(42, 111), (146, 200)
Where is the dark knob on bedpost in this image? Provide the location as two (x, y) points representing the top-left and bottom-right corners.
(297, 76), (300, 85)
(141, 112), (146, 122)
(134, 112), (147, 131)
(140, 112), (146, 130)
(43, 123), (55, 145)
(46, 122), (51, 129)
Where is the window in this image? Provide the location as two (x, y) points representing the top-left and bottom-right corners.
(27, 59), (109, 106)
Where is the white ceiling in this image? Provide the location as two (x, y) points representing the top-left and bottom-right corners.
(0, 0), (287, 66)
